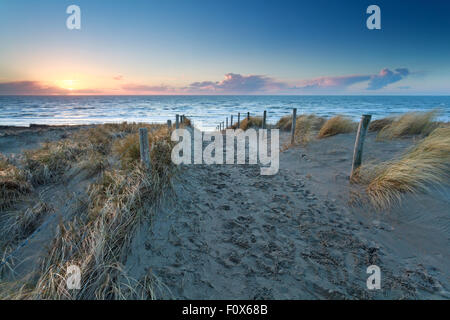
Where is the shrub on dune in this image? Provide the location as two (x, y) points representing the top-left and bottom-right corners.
(355, 127), (450, 210)
(377, 110), (438, 140)
(317, 115), (356, 139)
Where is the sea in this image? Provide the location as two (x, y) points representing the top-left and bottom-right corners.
(0, 95), (449, 131)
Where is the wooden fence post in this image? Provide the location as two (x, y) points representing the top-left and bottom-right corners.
(351, 114), (372, 179)
(238, 112), (240, 128)
(226, 117), (228, 129)
(291, 108), (297, 144)
(231, 115), (233, 127)
(167, 120), (172, 129)
(176, 114), (179, 129)
(263, 110), (267, 129)
(247, 112), (250, 122)
(139, 128), (150, 168)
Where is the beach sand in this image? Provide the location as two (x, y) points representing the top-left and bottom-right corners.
(0, 125), (448, 299)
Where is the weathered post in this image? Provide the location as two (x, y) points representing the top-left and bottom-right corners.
(230, 115), (233, 127)
(139, 128), (150, 168)
(237, 112), (241, 128)
(176, 114), (179, 129)
(263, 110), (267, 129)
(182, 114), (186, 124)
(226, 117), (228, 129)
(247, 112), (250, 122)
(291, 108), (297, 144)
(351, 114), (372, 179)
(167, 119), (172, 129)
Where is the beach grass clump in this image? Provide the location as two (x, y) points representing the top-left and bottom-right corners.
(293, 114), (326, 145)
(275, 115), (294, 131)
(113, 126), (172, 170)
(24, 125), (119, 185)
(317, 116), (356, 139)
(368, 118), (395, 132)
(181, 117), (192, 127)
(1, 202), (51, 244)
(354, 127), (450, 210)
(24, 139), (87, 185)
(0, 155), (32, 210)
(232, 117), (263, 130)
(19, 125), (175, 299)
(377, 110), (438, 140)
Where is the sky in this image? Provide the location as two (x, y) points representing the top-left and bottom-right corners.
(0, 0), (449, 95)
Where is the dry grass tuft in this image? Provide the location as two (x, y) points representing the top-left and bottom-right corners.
(181, 117), (192, 127)
(13, 124), (176, 299)
(1, 123), (175, 299)
(1, 202), (52, 244)
(377, 110), (438, 140)
(275, 115), (294, 131)
(293, 114), (326, 145)
(354, 127), (450, 210)
(317, 116), (356, 139)
(368, 118), (394, 132)
(0, 155), (32, 210)
(232, 117), (263, 130)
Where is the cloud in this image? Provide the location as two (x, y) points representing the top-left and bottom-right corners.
(185, 68), (410, 94)
(113, 75), (124, 81)
(367, 68), (410, 90)
(0, 81), (69, 95)
(187, 73), (288, 93)
(295, 68), (410, 91)
(0, 68), (411, 95)
(295, 75), (371, 90)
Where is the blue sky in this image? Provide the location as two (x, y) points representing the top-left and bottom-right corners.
(0, 0), (449, 94)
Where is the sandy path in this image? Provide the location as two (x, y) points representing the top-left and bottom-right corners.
(126, 132), (449, 299)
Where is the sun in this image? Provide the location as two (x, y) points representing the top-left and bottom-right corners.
(60, 79), (77, 91)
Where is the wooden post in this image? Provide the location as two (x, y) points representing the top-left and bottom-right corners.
(247, 112), (250, 122)
(231, 115), (233, 127)
(139, 128), (150, 168)
(182, 114), (186, 124)
(176, 114), (179, 129)
(167, 120), (172, 129)
(226, 117), (228, 129)
(238, 112), (240, 128)
(351, 114), (372, 179)
(263, 110), (267, 129)
(291, 108), (297, 144)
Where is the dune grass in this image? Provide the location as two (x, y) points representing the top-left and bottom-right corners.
(368, 118), (394, 132)
(0, 156), (31, 211)
(293, 114), (326, 145)
(275, 115), (294, 131)
(377, 110), (438, 140)
(231, 116), (263, 130)
(317, 116), (356, 139)
(354, 127), (450, 210)
(0, 122), (176, 299)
